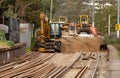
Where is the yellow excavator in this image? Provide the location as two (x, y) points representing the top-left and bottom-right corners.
(58, 16), (69, 31)
(77, 15), (98, 37)
(34, 13), (61, 52)
(58, 16), (68, 23)
(77, 15), (90, 34)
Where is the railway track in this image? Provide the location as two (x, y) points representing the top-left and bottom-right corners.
(91, 52), (100, 78)
(62, 52), (99, 78)
(0, 52), (101, 78)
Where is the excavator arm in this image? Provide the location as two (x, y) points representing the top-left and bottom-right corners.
(39, 12), (50, 42)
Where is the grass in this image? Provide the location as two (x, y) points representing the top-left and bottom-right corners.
(103, 34), (120, 58)
(26, 47), (31, 53)
(118, 50), (120, 59)
(103, 35), (120, 49)
(0, 31), (15, 48)
(6, 41), (15, 46)
(0, 40), (15, 48)
(0, 40), (9, 48)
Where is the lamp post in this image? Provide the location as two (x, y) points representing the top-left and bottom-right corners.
(92, 0), (95, 27)
(108, 14), (111, 35)
(50, 0), (53, 23)
(117, 0), (120, 38)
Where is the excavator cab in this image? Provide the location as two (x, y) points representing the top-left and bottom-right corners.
(50, 22), (62, 39)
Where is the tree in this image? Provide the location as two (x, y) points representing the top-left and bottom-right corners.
(14, 0), (36, 23)
(95, 5), (117, 35)
(0, 0), (4, 5)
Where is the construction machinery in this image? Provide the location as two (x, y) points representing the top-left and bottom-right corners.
(58, 16), (69, 31)
(76, 15), (90, 34)
(34, 13), (61, 52)
(58, 16), (68, 23)
(77, 15), (98, 37)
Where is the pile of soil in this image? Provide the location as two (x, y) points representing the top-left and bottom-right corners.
(60, 36), (102, 53)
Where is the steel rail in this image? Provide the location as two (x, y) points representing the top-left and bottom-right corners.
(75, 66), (88, 78)
(0, 53), (56, 78)
(47, 52), (82, 78)
(54, 52), (82, 78)
(91, 52), (100, 78)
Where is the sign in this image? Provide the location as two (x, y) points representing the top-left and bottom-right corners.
(115, 24), (120, 30)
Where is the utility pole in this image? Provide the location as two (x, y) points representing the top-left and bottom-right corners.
(2, 14), (5, 40)
(92, 0), (95, 27)
(45, 0), (47, 14)
(50, 0), (53, 23)
(108, 15), (111, 35)
(117, 0), (120, 38)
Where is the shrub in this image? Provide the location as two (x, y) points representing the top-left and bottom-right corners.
(0, 31), (4, 40)
(26, 47), (31, 53)
(6, 41), (15, 46)
(103, 34), (120, 50)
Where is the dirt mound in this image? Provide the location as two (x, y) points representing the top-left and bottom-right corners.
(60, 37), (102, 53)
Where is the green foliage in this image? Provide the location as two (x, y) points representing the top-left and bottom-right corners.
(31, 37), (36, 49)
(0, 31), (3, 37)
(0, 31), (14, 47)
(0, 40), (14, 47)
(26, 47), (31, 53)
(118, 50), (120, 59)
(103, 36), (114, 44)
(103, 34), (120, 51)
(0, 31), (5, 41)
(4, 5), (17, 18)
(0, 40), (8, 47)
(0, 0), (58, 29)
(103, 34), (120, 44)
(95, 6), (117, 35)
(0, 0), (57, 22)
(6, 41), (15, 46)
